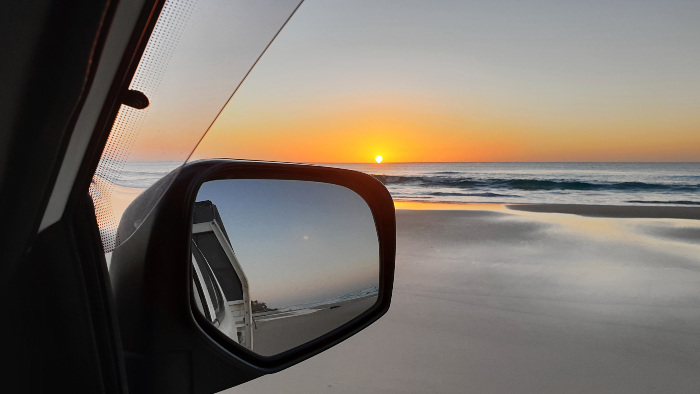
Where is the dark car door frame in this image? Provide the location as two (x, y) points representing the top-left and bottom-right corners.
(0, 0), (163, 391)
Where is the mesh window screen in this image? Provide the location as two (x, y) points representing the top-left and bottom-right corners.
(91, 0), (197, 252)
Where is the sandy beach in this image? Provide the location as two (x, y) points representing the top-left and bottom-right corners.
(252, 296), (378, 356)
(227, 204), (700, 393)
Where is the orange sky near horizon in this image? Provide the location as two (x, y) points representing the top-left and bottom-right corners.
(187, 91), (700, 163)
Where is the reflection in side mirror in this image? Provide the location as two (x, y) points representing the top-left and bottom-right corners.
(191, 179), (380, 356)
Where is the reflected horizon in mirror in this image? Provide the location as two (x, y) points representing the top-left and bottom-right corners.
(191, 179), (379, 356)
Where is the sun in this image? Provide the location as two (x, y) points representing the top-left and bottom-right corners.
(375, 155), (383, 164)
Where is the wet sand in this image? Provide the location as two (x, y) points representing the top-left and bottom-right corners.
(227, 205), (700, 393)
(252, 296), (377, 356)
(507, 203), (700, 220)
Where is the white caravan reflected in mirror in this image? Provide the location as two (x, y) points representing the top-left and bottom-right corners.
(191, 201), (253, 350)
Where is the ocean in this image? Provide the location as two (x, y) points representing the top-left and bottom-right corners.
(100, 161), (700, 207)
(336, 162), (700, 206)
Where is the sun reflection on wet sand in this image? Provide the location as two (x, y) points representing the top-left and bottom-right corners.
(394, 201), (509, 212)
(394, 201), (700, 261)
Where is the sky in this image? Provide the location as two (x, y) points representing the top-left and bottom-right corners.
(187, 0), (700, 163)
(118, 0), (700, 163)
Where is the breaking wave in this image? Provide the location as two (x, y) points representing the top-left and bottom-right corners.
(428, 191), (520, 198)
(372, 174), (700, 193)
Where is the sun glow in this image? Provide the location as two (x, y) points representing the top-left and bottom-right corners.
(375, 155), (383, 164)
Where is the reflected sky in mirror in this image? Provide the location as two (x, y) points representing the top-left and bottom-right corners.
(196, 179), (379, 309)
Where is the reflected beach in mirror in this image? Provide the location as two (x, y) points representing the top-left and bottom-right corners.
(191, 179), (379, 356)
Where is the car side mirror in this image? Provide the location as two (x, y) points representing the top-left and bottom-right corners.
(109, 160), (395, 394)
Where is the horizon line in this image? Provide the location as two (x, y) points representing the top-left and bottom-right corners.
(310, 160), (700, 164)
(126, 159), (700, 164)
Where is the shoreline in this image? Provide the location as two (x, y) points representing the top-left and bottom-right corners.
(394, 200), (700, 220)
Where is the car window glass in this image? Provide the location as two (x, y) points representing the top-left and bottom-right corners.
(90, 0), (303, 255)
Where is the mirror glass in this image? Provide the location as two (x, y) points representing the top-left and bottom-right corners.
(190, 179), (380, 356)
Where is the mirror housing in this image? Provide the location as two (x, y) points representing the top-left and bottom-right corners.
(110, 160), (395, 393)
